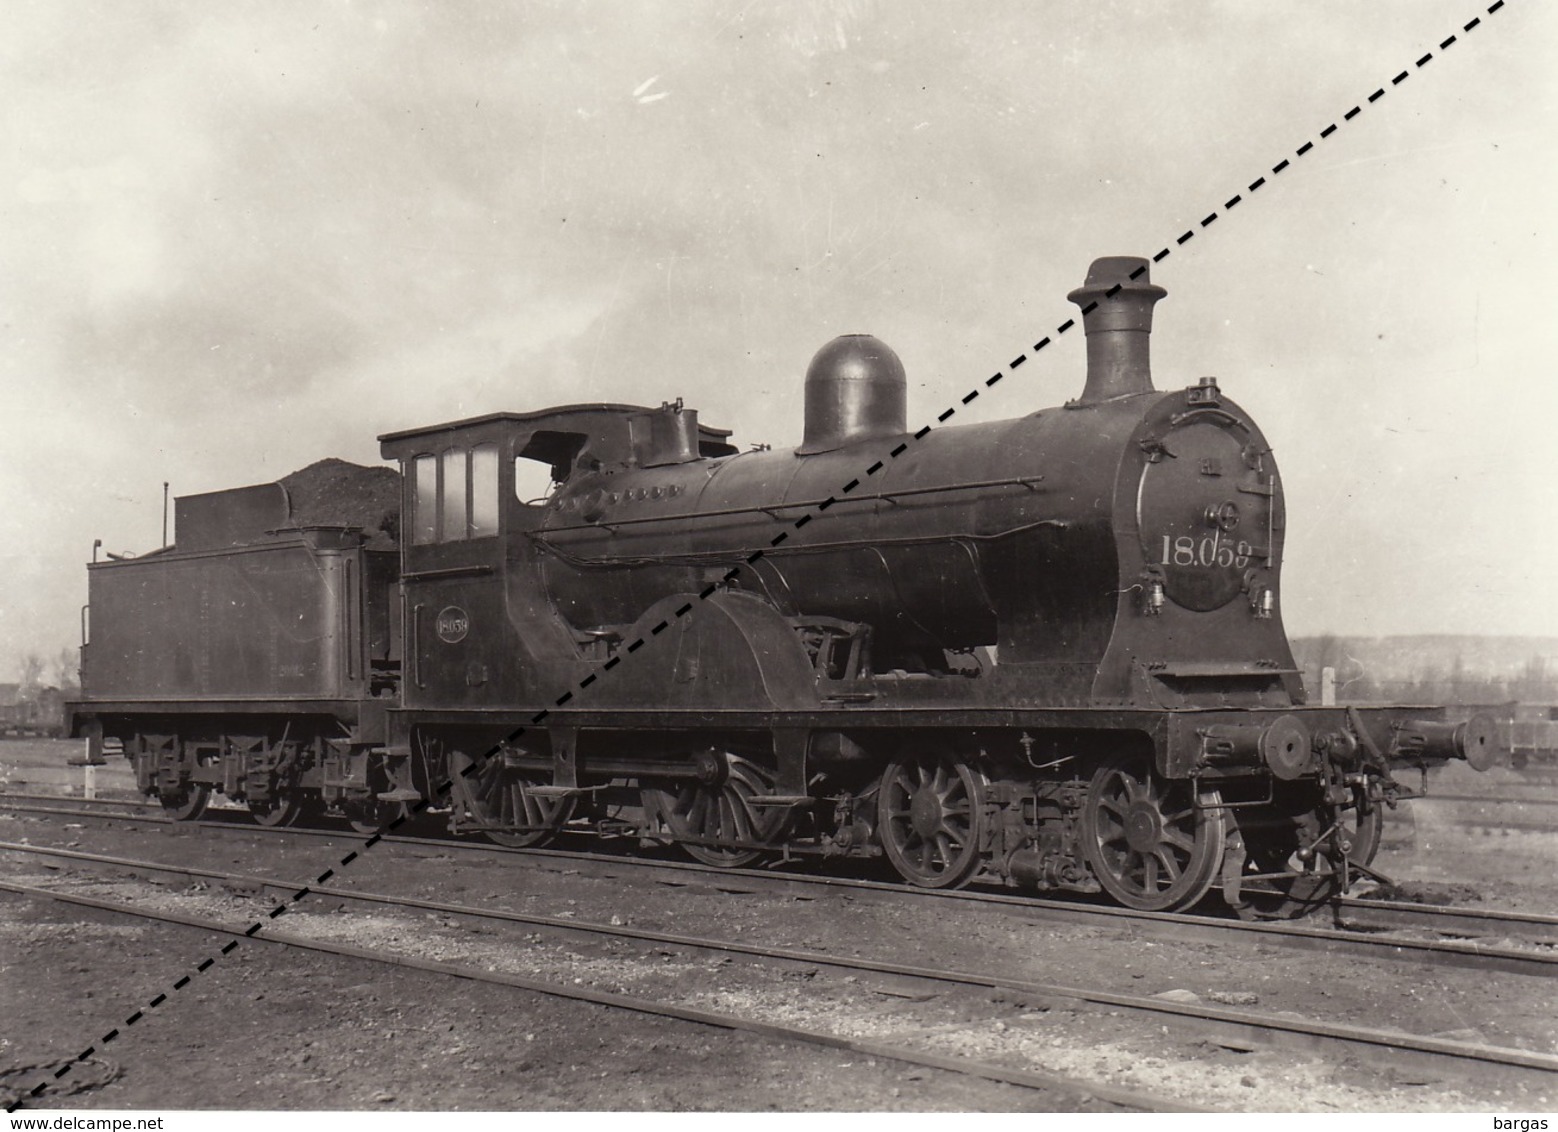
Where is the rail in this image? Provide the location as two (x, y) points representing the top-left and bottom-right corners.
(0, 874), (1193, 1113)
(1, 843), (1554, 1091)
(3, 795), (1555, 978)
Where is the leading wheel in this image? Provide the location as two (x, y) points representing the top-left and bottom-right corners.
(159, 784), (210, 822)
(451, 750), (576, 848)
(1229, 785), (1383, 919)
(876, 751), (986, 889)
(641, 753), (787, 867)
(1080, 752), (1227, 911)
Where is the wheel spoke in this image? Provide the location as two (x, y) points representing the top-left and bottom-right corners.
(728, 795), (755, 842)
(688, 790), (711, 833)
(1141, 853), (1160, 891)
(1124, 853), (1146, 888)
(1095, 809), (1126, 833)
(1151, 846), (1182, 881)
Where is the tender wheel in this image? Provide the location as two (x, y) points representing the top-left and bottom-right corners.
(451, 750), (575, 848)
(248, 792), (304, 827)
(345, 800), (411, 835)
(159, 784), (210, 822)
(1228, 784), (1383, 919)
(1080, 752), (1227, 912)
(641, 753), (787, 868)
(876, 751), (986, 889)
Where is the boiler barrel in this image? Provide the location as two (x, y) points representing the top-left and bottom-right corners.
(534, 399), (1148, 654)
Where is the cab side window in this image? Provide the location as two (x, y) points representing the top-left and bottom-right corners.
(412, 454), (438, 544)
(470, 444), (500, 536)
(408, 443), (503, 543)
(439, 448), (467, 542)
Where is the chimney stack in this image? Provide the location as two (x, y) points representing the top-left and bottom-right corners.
(1066, 256), (1166, 404)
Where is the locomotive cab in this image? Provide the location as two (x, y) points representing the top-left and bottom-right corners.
(379, 406), (739, 709)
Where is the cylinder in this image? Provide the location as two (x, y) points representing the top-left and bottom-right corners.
(1066, 256), (1167, 404)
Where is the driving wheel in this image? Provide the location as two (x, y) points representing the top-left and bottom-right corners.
(451, 750), (576, 848)
(641, 753), (787, 867)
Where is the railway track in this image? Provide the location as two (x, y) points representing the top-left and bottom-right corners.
(1423, 794), (1558, 807)
(1336, 895), (1558, 941)
(1448, 819), (1558, 834)
(13, 788), (1558, 838)
(1378, 792), (1558, 833)
(0, 870), (1192, 1113)
(0, 793), (158, 811)
(3, 840), (1555, 1097)
(3, 793), (1557, 982)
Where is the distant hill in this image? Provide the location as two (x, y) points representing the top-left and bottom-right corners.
(1289, 635), (1558, 704)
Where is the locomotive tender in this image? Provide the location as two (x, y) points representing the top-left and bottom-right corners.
(67, 256), (1499, 917)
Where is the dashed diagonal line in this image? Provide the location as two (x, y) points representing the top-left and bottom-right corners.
(4, 0), (1510, 1110)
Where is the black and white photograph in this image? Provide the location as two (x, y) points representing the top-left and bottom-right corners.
(2, 0), (1556, 1117)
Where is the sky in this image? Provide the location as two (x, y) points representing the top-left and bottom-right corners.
(3, 0), (1556, 684)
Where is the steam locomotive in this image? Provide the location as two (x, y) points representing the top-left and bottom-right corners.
(66, 256), (1499, 917)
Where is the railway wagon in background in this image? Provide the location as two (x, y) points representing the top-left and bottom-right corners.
(0, 687), (68, 737)
(67, 256), (1502, 917)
